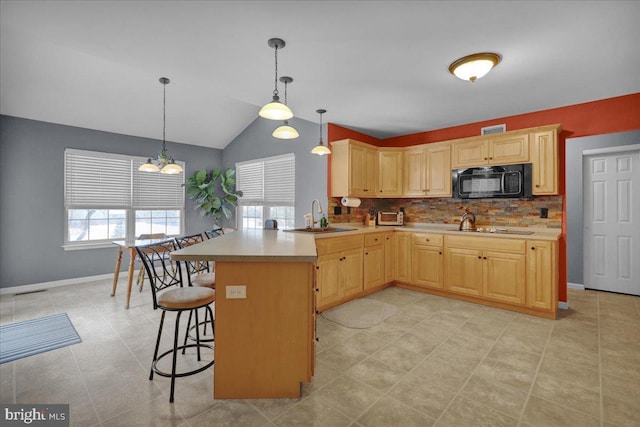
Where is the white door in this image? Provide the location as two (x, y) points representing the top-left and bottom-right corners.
(583, 147), (640, 295)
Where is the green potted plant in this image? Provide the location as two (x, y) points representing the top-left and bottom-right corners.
(185, 168), (243, 228)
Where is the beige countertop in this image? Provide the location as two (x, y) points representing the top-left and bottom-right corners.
(312, 222), (561, 241)
(171, 229), (317, 262)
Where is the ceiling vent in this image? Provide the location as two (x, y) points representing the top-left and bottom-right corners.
(481, 124), (506, 135)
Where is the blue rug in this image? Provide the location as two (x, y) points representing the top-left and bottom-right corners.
(0, 313), (82, 364)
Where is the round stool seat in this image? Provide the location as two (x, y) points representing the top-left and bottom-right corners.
(158, 287), (215, 310)
(191, 272), (215, 288)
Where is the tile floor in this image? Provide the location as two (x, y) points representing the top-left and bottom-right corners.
(1, 280), (639, 426)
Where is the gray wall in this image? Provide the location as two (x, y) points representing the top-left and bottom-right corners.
(222, 117), (328, 229)
(0, 115), (222, 288)
(566, 129), (640, 285)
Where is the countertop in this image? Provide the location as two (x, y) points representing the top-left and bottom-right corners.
(311, 222), (561, 241)
(171, 229), (317, 262)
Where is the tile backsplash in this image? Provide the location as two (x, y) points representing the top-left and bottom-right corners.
(328, 196), (562, 228)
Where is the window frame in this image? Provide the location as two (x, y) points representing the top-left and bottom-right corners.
(63, 149), (185, 250)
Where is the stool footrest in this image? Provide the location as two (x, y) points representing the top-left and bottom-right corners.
(151, 343), (214, 379)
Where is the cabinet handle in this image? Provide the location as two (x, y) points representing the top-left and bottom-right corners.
(380, 190), (383, 193)
(531, 247), (535, 250)
(478, 256), (482, 259)
(422, 189), (427, 192)
(374, 238), (378, 241)
(439, 251), (442, 255)
(425, 239), (430, 242)
(386, 237), (390, 240)
(483, 256), (487, 260)
(536, 184), (540, 188)
(489, 157), (493, 160)
(315, 266), (319, 270)
(484, 157), (488, 160)
(365, 252), (369, 255)
(315, 288), (319, 292)
(316, 337), (320, 342)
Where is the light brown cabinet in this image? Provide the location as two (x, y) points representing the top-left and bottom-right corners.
(403, 143), (451, 197)
(315, 235), (363, 310)
(445, 236), (526, 305)
(526, 240), (558, 310)
(363, 233), (385, 290)
(530, 128), (559, 195)
(330, 139), (378, 197)
(394, 231), (412, 283)
(412, 233), (444, 289)
(383, 232), (394, 283)
(452, 134), (529, 168)
(378, 150), (403, 197)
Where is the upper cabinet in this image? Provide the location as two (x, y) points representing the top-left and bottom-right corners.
(403, 142), (451, 197)
(378, 149), (403, 197)
(452, 133), (529, 168)
(530, 127), (559, 195)
(330, 139), (378, 197)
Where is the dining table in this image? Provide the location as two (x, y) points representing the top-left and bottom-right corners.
(110, 238), (170, 309)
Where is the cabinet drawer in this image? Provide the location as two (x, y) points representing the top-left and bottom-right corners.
(413, 233), (443, 247)
(364, 232), (385, 247)
(316, 235), (363, 255)
(445, 235), (525, 254)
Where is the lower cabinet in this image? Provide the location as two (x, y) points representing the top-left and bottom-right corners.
(412, 233), (444, 289)
(444, 235), (527, 306)
(363, 233), (385, 290)
(384, 232), (395, 283)
(316, 235), (363, 310)
(395, 231), (412, 283)
(526, 240), (557, 310)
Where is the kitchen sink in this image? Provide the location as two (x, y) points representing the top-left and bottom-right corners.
(284, 227), (357, 233)
(446, 228), (534, 236)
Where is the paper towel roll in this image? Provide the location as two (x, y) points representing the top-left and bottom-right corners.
(341, 197), (361, 207)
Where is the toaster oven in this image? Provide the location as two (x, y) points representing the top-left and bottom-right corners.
(377, 211), (404, 226)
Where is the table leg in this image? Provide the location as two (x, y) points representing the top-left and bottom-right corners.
(125, 248), (136, 309)
(111, 247), (124, 297)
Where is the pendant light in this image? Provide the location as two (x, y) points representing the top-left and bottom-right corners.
(272, 76), (299, 139)
(311, 109), (331, 156)
(258, 38), (293, 120)
(139, 77), (183, 174)
(448, 52), (501, 82)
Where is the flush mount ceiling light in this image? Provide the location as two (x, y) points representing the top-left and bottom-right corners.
(258, 38), (293, 120)
(272, 76), (299, 139)
(448, 52), (501, 83)
(311, 109), (331, 156)
(139, 77), (183, 174)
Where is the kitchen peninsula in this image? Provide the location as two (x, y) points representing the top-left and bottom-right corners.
(171, 229), (317, 399)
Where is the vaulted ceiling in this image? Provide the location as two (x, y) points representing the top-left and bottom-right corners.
(1, 1), (639, 149)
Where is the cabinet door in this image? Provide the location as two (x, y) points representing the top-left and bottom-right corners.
(426, 143), (452, 197)
(342, 248), (363, 298)
(364, 147), (378, 195)
(483, 251), (526, 305)
(403, 148), (427, 196)
(445, 247), (483, 296)
(395, 232), (412, 283)
(349, 144), (367, 196)
(384, 232), (394, 283)
(452, 139), (488, 168)
(489, 134), (529, 165)
(527, 240), (557, 310)
(413, 245), (444, 289)
(364, 244), (385, 290)
(316, 253), (342, 308)
(378, 151), (403, 197)
(530, 130), (558, 195)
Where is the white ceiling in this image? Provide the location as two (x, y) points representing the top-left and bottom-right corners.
(1, 1), (639, 150)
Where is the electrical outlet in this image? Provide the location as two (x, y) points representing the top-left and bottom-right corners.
(539, 208), (548, 218)
(226, 285), (246, 299)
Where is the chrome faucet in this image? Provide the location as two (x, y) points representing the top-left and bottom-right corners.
(311, 199), (324, 229)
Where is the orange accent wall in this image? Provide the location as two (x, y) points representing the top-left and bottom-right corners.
(327, 92), (640, 304)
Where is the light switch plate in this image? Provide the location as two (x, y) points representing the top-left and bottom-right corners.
(226, 285), (246, 299)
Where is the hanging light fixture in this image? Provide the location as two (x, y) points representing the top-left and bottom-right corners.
(311, 109), (331, 156)
(448, 52), (501, 83)
(139, 77), (183, 174)
(258, 38), (293, 120)
(272, 76), (299, 139)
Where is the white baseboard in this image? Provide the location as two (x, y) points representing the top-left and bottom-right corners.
(1, 271), (135, 295)
(558, 301), (569, 310)
(568, 282), (585, 290)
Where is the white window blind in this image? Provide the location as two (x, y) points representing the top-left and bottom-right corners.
(65, 149), (185, 209)
(236, 153), (295, 206)
(65, 150), (132, 208)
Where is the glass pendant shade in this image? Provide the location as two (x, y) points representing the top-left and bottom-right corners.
(259, 97), (293, 120)
(273, 120), (299, 139)
(449, 52), (501, 82)
(311, 143), (331, 156)
(139, 159), (160, 172)
(160, 160), (183, 174)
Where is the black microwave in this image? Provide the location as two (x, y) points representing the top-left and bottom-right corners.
(452, 163), (533, 199)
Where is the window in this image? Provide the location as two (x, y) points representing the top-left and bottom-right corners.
(236, 153), (295, 230)
(64, 149), (185, 249)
